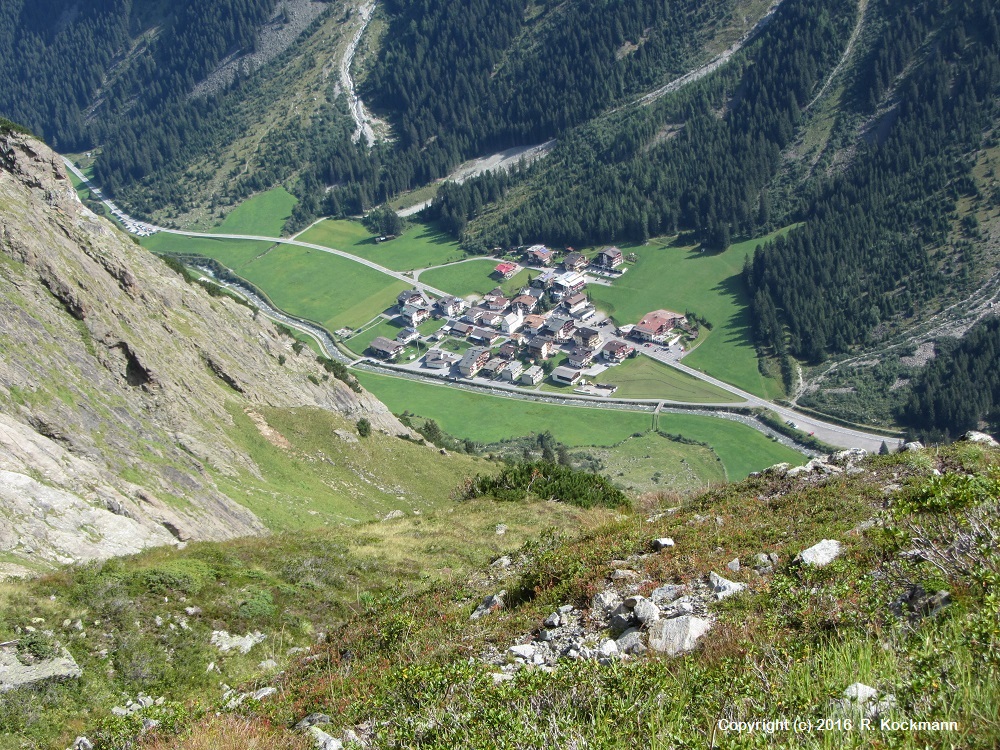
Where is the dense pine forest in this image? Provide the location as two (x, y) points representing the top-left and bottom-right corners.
(289, 0), (739, 227)
(0, 0), (278, 158)
(746, 0), (999, 362)
(902, 318), (1000, 440)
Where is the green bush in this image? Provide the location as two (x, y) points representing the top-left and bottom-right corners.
(894, 471), (1000, 515)
(238, 589), (277, 621)
(135, 559), (215, 595)
(460, 461), (630, 508)
(16, 631), (58, 662)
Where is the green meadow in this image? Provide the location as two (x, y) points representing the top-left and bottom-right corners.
(419, 258), (532, 298)
(298, 219), (465, 271)
(356, 371), (803, 479)
(143, 234), (407, 331)
(214, 186), (297, 236)
(587, 229), (792, 399)
(593, 355), (739, 403)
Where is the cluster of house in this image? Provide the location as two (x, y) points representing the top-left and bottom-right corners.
(362, 244), (688, 391)
(521, 244), (624, 272)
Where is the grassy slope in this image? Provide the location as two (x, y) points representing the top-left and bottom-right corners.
(587, 230), (793, 399)
(577, 431), (727, 495)
(211, 404), (484, 529)
(259, 444), (999, 750)
(37, 444), (991, 749)
(356, 371), (802, 480)
(236, 245), (408, 331)
(297, 219), (466, 271)
(215, 187), (297, 236)
(0, 498), (616, 749)
(143, 231), (408, 331)
(142, 234), (274, 270)
(592, 355), (739, 403)
(419, 259), (533, 298)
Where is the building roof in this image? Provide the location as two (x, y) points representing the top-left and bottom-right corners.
(459, 346), (490, 366)
(522, 365), (544, 378)
(401, 304), (428, 317)
(636, 309), (683, 333)
(527, 335), (554, 349)
(470, 327), (499, 340)
(599, 246), (623, 258)
(577, 327), (600, 338)
(552, 365), (583, 381)
(554, 271), (586, 288)
(425, 349), (459, 364)
(603, 340), (631, 353)
(370, 336), (403, 353)
(564, 292), (588, 307)
(564, 252), (585, 266)
(495, 262), (518, 275)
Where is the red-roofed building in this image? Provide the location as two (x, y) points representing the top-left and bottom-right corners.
(633, 310), (686, 342)
(494, 262), (518, 280)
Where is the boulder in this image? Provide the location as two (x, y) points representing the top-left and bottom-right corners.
(963, 431), (999, 447)
(470, 591), (505, 620)
(210, 630), (266, 654)
(307, 726), (343, 750)
(610, 568), (639, 581)
(903, 441), (924, 452)
(0, 642), (82, 692)
(596, 639), (619, 661)
(615, 628), (646, 655)
(708, 571), (746, 600)
(509, 644), (536, 660)
(73, 738), (93, 750)
(726, 558), (740, 573)
(591, 590), (622, 618)
(799, 539), (841, 567)
(632, 598), (660, 626)
(891, 585), (951, 620)
(295, 713), (333, 730)
(650, 585), (684, 604)
(647, 615), (712, 656)
(652, 538), (675, 551)
(838, 682), (897, 719)
(753, 552), (778, 574)
(252, 687), (277, 700)
(843, 683), (878, 703)
(543, 612), (561, 628)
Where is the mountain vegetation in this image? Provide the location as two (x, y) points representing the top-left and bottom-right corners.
(902, 317), (1000, 441)
(3, 438), (999, 748)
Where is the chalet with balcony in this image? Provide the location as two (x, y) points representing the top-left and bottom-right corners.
(369, 336), (404, 360)
(458, 346), (491, 377)
(594, 246), (624, 269)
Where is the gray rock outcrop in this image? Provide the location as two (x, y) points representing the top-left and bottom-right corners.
(0, 641), (81, 692)
(647, 615), (712, 656)
(708, 571), (746, 600)
(0, 131), (419, 574)
(799, 539), (841, 567)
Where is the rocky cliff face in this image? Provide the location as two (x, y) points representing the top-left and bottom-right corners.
(0, 130), (411, 577)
